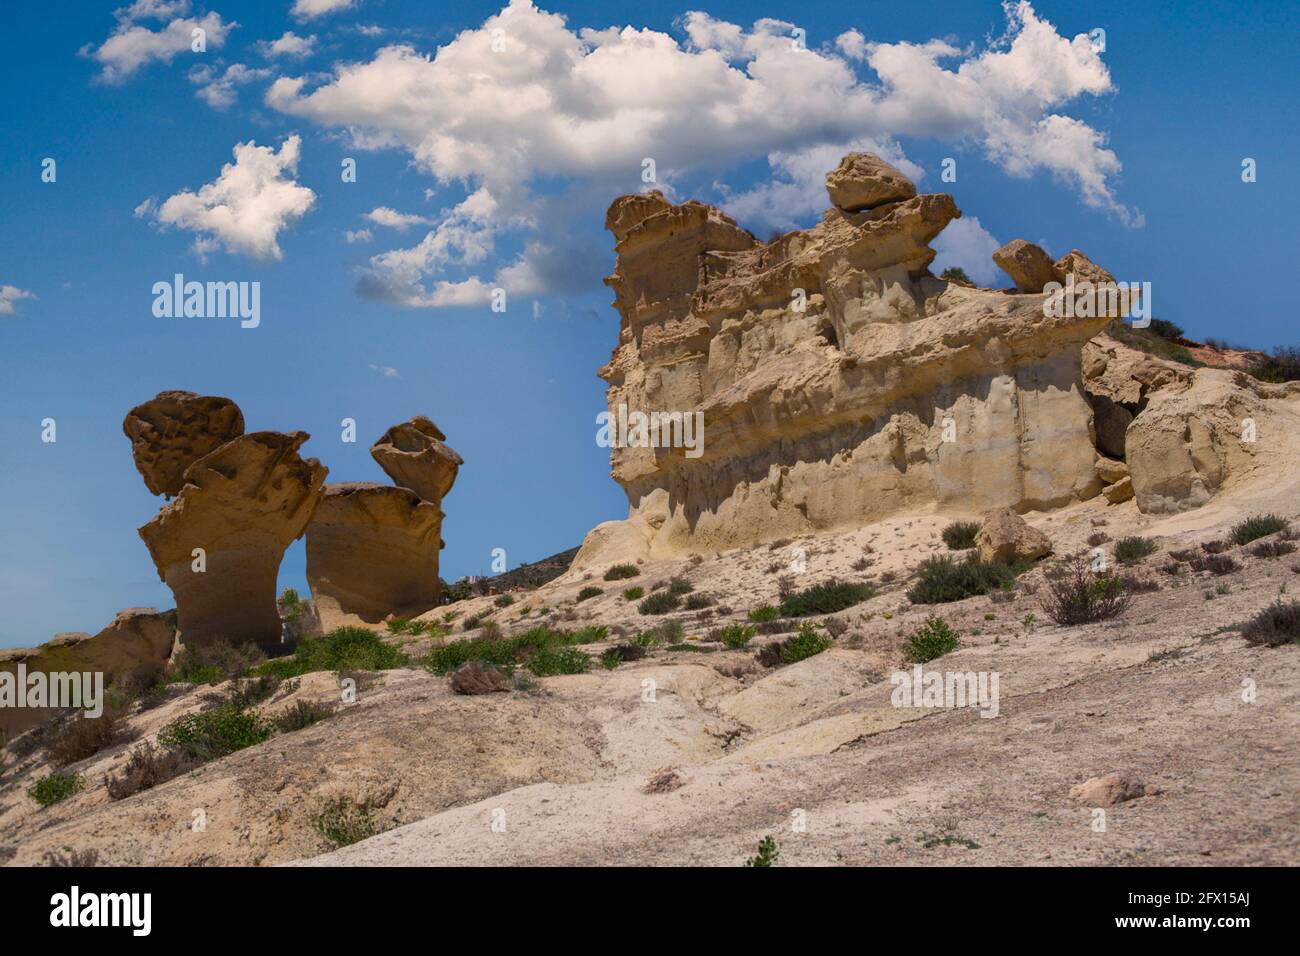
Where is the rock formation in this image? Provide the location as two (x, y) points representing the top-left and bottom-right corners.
(0, 608), (175, 739)
(122, 391), (245, 497)
(975, 508), (1053, 564)
(306, 418), (461, 630)
(576, 153), (1121, 565)
(306, 483), (445, 628)
(125, 392), (328, 650)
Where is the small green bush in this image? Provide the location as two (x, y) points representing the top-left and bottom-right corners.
(311, 797), (377, 848)
(603, 564), (640, 581)
(599, 648), (623, 669)
(744, 835), (779, 867)
(941, 521), (980, 551)
(668, 578), (695, 596)
(423, 625), (573, 674)
(1231, 515), (1290, 545)
(256, 626), (407, 679)
(494, 594), (515, 608)
(782, 623), (833, 664)
(29, 772), (83, 808)
(639, 591), (681, 615)
(685, 593), (715, 610)
(1114, 536), (1159, 564)
(157, 704), (272, 762)
(717, 624), (757, 649)
(525, 645), (591, 677)
(623, 586), (645, 600)
(902, 617), (961, 663)
(748, 605), (780, 622)
(907, 555), (1024, 604)
(576, 586), (602, 602)
(779, 580), (874, 617)
(572, 625), (608, 644)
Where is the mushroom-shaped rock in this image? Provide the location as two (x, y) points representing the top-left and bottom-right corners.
(371, 416), (463, 503)
(825, 153), (917, 212)
(138, 431), (327, 650)
(123, 391), (245, 498)
(306, 483), (445, 630)
(992, 239), (1057, 293)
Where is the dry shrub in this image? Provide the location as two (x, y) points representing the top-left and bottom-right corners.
(1201, 539), (1231, 554)
(449, 661), (511, 695)
(47, 708), (134, 767)
(1039, 554), (1132, 625)
(105, 743), (199, 800)
(642, 767), (685, 794)
(1240, 602), (1300, 647)
(1189, 553), (1239, 575)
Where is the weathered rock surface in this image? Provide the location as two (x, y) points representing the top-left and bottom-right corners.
(371, 417), (463, 504)
(306, 483), (445, 630)
(975, 507), (1053, 563)
(1069, 772), (1160, 807)
(993, 239), (1057, 293)
(122, 391), (244, 497)
(138, 431), (327, 649)
(578, 154), (1114, 565)
(1102, 475), (1135, 504)
(0, 609), (175, 739)
(824, 153), (917, 212)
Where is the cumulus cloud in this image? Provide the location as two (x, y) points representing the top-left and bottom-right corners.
(266, 0), (1134, 305)
(292, 0), (355, 21)
(344, 228), (373, 243)
(140, 135), (316, 260)
(188, 62), (271, 109)
(931, 216), (1003, 286)
(83, 5), (234, 83)
(0, 285), (37, 316)
(365, 207), (433, 230)
(259, 31), (317, 58)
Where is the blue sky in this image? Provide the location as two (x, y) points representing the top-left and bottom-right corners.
(1, 0), (1296, 647)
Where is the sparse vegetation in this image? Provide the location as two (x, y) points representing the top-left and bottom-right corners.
(449, 661), (511, 694)
(274, 699), (336, 732)
(170, 639), (265, 684)
(1239, 601), (1300, 647)
(1251, 540), (1297, 559)
(942, 520), (980, 550)
(603, 564), (640, 581)
(28, 772), (83, 808)
(157, 703), (273, 762)
(1114, 536), (1158, 564)
(256, 626), (407, 679)
(494, 594), (515, 608)
(638, 591), (681, 615)
(717, 624), (757, 648)
(105, 744), (198, 800)
(907, 555), (1024, 604)
(1231, 514), (1289, 545)
(311, 797), (378, 848)
(1245, 346), (1300, 384)
(781, 623), (833, 664)
(1188, 553), (1240, 575)
(1039, 554), (1131, 625)
(685, 593), (715, 610)
(572, 625), (608, 644)
(622, 586), (644, 600)
(524, 645), (591, 677)
(748, 605), (780, 622)
(778, 580), (874, 617)
(46, 708), (132, 767)
(902, 617), (960, 663)
(576, 586), (602, 602)
(423, 625), (573, 674)
(744, 835), (779, 867)
(668, 577), (695, 596)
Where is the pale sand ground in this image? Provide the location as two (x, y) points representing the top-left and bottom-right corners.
(2, 465), (1297, 866)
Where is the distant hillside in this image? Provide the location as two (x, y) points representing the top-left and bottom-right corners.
(454, 546), (579, 596)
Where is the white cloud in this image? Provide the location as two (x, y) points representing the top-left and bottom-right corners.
(368, 363), (400, 378)
(142, 135), (316, 260)
(266, 0), (1134, 305)
(115, 0), (192, 20)
(84, 9), (234, 83)
(931, 216), (1003, 286)
(188, 63), (271, 109)
(345, 228), (373, 243)
(0, 285), (36, 316)
(365, 207), (433, 230)
(292, 0), (355, 22)
(259, 31), (317, 58)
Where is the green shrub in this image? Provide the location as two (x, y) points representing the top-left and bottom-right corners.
(782, 623), (833, 664)
(311, 797), (377, 848)
(525, 645), (591, 677)
(748, 605), (780, 622)
(668, 577), (695, 596)
(157, 704), (273, 762)
(685, 593), (715, 610)
(942, 521), (980, 551)
(1231, 515), (1289, 545)
(639, 591), (681, 615)
(623, 586), (645, 600)
(494, 594), (515, 608)
(779, 580), (874, 617)
(256, 627), (407, 679)
(1114, 536), (1159, 564)
(907, 555), (1024, 604)
(170, 639), (265, 684)
(744, 835), (779, 867)
(902, 617), (960, 663)
(717, 624), (757, 649)
(603, 564), (640, 581)
(423, 625), (573, 674)
(274, 699), (336, 733)
(576, 586), (602, 602)
(1239, 601), (1300, 647)
(386, 618), (414, 634)
(1245, 346), (1300, 384)
(572, 625), (608, 644)
(939, 266), (971, 284)
(28, 772), (83, 808)
(1148, 318), (1184, 341)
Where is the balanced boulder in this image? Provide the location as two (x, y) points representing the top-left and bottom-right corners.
(975, 508), (1053, 564)
(371, 416), (463, 504)
(825, 153), (917, 212)
(123, 391), (244, 498)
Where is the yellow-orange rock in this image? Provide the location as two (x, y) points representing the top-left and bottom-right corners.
(122, 391), (244, 498)
(371, 416), (462, 503)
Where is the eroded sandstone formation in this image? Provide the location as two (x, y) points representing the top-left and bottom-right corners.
(306, 418), (461, 629)
(125, 394), (328, 649)
(306, 483), (445, 628)
(577, 154), (1121, 564)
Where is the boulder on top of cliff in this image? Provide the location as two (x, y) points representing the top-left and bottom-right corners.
(993, 239), (1058, 293)
(371, 416), (463, 505)
(123, 391), (244, 498)
(138, 431), (327, 649)
(825, 153), (917, 212)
